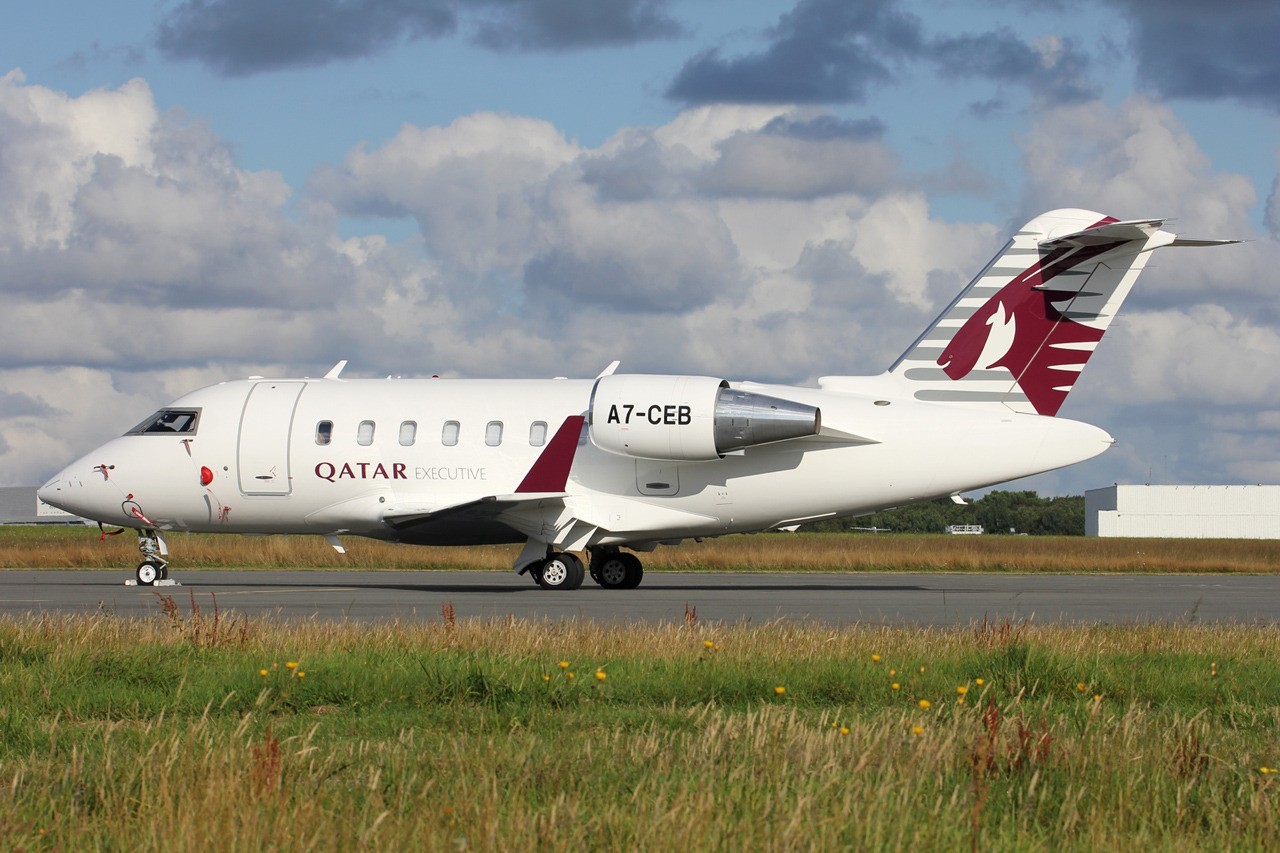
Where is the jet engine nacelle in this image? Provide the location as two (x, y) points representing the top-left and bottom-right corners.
(589, 374), (821, 461)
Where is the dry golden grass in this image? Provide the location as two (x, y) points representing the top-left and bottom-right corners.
(4, 525), (1280, 573)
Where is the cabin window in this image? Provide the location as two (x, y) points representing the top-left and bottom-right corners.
(315, 421), (333, 446)
(529, 421), (548, 447)
(442, 421), (460, 446)
(399, 421), (417, 446)
(126, 408), (201, 436)
(486, 421), (504, 447)
(357, 420), (376, 446)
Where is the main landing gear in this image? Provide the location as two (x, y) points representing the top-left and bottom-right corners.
(132, 528), (175, 586)
(526, 548), (645, 590)
(589, 550), (644, 590)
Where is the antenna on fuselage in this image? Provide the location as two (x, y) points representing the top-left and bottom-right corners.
(323, 360), (348, 380)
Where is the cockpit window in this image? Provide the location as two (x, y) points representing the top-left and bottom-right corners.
(126, 408), (201, 435)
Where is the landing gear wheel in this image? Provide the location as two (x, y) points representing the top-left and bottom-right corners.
(536, 552), (585, 591)
(619, 552), (643, 589)
(136, 560), (162, 586)
(591, 552), (643, 589)
(593, 553), (629, 589)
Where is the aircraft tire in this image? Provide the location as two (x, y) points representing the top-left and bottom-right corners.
(620, 553), (644, 589)
(537, 553), (584, 591)
(593, 553), (631, 590)
(136, 560), (160, 586)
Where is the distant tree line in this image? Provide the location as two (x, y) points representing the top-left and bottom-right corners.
(801, 491), (1086, 536)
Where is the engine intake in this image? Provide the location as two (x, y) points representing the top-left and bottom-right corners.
(589, 374), (820, 461)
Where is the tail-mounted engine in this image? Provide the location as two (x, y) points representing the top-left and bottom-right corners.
(589, 374), (821, 461)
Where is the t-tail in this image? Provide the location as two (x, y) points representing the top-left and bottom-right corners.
(879, 208), (1235, 416)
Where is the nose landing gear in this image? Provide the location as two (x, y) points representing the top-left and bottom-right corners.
(129, 529), (179, 587)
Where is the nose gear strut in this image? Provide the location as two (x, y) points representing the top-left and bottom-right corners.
(131, 528), (178, 587)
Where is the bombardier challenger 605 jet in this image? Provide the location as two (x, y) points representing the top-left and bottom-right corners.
(39, 209), (1233, 590)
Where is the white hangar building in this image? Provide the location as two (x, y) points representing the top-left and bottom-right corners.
(1085, 485), (1280, 539)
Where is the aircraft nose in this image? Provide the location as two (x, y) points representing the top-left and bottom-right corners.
(36, 460), (117, 523)
(36, 476), (61, 508)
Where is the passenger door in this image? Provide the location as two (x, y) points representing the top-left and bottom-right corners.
(238, 382), (305, 495)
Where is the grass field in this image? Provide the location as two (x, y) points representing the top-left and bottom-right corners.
(5, 525), (1280, 573)
(1, 611), (1278, 849)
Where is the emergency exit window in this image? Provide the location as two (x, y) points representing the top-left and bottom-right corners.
(357, 420), (376, 446)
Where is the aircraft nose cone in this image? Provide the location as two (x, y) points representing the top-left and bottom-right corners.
(36, 462), (113, 522)
(37, 475), (67, 512)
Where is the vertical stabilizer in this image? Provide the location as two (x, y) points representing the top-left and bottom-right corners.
(886, 209), (1179, 416)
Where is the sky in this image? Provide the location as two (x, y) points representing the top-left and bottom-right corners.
(2, 0), (1280, 497)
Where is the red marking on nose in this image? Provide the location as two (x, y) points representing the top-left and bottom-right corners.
(200, 466), (214, 486)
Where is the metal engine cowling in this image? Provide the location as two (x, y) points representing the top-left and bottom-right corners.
(588, 374), (820, 461)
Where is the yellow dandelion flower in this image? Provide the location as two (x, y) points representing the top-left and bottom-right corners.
(919, 665), (926, 673)
(595, 670), (607, 681)
(774, 686), (786, 695)
(840, 727), (850, 735)
(259, 669), (268, 677)
(286, 661), (298, 670)
(1094, 694), (1102, 702)
(1076, 682), (1086, 692)
(956, 685), (968, 695)
(704, 640), (714, 649)
(567, 672), (575, 679)
(918, 699), (931, 709)
(975, 678), (984, 686)
(956, 697), (965, 705)
(1259, 766), (1272, 774)
(542, 674), (551, 682)
(831, 722), (838, 729)
(871, 654), (881, 663)
(559, 660), (570, 669)
(889, 668), (896, 676)
(297, 671), (306, 679)
(912, 725), (924, 735)
(891, 683), (900, 691)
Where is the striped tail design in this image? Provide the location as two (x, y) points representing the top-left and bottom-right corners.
(888, 208), (1183, 416)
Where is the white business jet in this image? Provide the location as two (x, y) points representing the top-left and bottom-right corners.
(38, 209), (1233, 589)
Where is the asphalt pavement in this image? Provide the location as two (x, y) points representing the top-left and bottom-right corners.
(1, 569), (1276, 626)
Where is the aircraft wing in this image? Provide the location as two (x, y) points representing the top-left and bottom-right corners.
(382, 492), (568, 534)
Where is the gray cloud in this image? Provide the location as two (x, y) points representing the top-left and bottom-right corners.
(155, 0), (680, 76)
(1104, 0), (1280, 113)
(667, 0), (920, 105)
(0, 390), (56, 418)
(470, 0), (682, 52)
(698, 116), (898, 199)
(666, 0), (1095, 106)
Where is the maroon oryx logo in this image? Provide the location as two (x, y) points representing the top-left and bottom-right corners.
(937, 222), (1120, 416)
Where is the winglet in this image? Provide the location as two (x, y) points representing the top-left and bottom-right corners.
(516, 415), (586, 493)
(324, 360), (348, 380)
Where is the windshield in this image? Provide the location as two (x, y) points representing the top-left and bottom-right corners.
(126, 408), (201, 435)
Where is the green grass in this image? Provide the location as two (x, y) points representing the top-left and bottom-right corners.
(1, 610), (1278, 849)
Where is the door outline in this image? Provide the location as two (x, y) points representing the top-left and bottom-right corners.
(237, 382), (305, 495)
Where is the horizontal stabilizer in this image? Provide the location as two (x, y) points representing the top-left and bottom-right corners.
(1168, 238), (1243, 247)
(1040, 218), (1165, 248)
